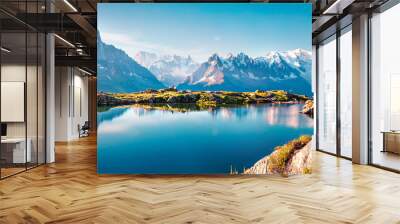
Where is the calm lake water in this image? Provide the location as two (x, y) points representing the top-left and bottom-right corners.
(97, 104), (313, 174)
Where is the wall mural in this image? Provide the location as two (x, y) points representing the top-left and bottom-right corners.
(97, 3), (314, 175)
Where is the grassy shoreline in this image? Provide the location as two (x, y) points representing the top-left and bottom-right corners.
(98, 89), (310, 107)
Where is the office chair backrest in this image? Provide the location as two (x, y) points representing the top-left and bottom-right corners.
(1, 123), (7, 137)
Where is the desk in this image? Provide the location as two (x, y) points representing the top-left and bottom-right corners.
(382, 131), (400, 154)
(1, 138), (31, 163)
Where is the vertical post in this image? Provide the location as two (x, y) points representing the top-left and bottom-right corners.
(46, 1), (55, 163)
(0, 26), (2, 179)
(352, 14), (369, 164)
(25, 2), (28, 170)
(367, 12), (373, 165)
(336, 30), (341, 157)
(313, 45), (318, 150)
(88, 76), (97, 133)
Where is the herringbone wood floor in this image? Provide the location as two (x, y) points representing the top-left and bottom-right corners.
(1, 135), (400, 224)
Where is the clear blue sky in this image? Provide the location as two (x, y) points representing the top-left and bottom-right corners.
(98, 3), (311, 62)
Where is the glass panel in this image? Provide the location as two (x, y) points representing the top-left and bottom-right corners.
(317, 36), (337, 154)
(1, 31), (27, 177)
(26, 0), (39, 169)
(371, 4), (400, 171)
(0, 1), (46, 178)
(339, 28), (352, 158)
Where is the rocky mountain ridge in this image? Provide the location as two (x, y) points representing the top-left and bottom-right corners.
(177, 50), (312, 96)
(134, 51), (199, 87)
(97, 33), (165, 93)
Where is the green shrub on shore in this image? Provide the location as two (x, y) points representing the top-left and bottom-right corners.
(303, 167), (312, 174)
(267, 135), (312, 173)
(196, 94), (217, 108)
(220, 95), (245, 104)
(197, 100), (217, 108)
(271, 90), (289, 101)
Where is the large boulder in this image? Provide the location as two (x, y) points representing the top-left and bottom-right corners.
(283, 142), (312, 176)
(244, 136), (313, 176)
(97, 93), (133, 106)
(301, 100), (314, 116)
(243, 155), (269, 175)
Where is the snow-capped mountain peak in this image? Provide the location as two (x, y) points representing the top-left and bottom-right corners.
(177, 49), (312, 96)
(226, 53), (234, 59)
(277, 49), (312, 82)
(134, 51), (159, 68)
(208, 53), (221, 61)
(265, 51), (283, 65)
(236, 52), (252, 65)
(279, 49), (312, 62)
(134, 51), (200, 87)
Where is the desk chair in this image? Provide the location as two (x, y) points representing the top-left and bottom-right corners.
(79, 121), (90, 138)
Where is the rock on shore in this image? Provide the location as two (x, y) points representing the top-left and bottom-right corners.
(97, 93), (134, 106)
(301, 100), (314, 116)
(244, 136), (313, 176)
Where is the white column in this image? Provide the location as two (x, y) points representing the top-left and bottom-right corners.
(46, 32), (55, 163)
(352, 14), (369, 164)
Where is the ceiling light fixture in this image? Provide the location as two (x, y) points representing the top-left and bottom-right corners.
(54, 34), (75, 48)
(322, 0), (342, 15)
(63, 0), (78, 12)
(1, 47), (11, 53)
(76, 48), (85, 55)
(78, 67), (93, 76)
(322, 0), (354, 15)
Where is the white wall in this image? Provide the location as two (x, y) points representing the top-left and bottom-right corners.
(1, 65), (38, 137)
(1, 82), (25, 122)
(71, 72), (89, 138)
(55, 67), (89, 141)
(55, 67), (69, 141)
(1, 63), (46, 164)
(1, 65), (26, 139)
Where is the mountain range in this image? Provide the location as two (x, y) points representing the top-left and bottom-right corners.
(134, 52), (199, 87)
(97, 34), (312, 95)
(178, 50), (312, 95)
(97, 34), (165, 93)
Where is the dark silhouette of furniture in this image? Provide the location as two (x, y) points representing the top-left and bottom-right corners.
(382, 131), (400, 154)
(78, 121), (90, 138)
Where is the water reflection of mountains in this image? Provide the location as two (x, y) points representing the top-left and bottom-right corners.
(98, 104), (313, 129)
